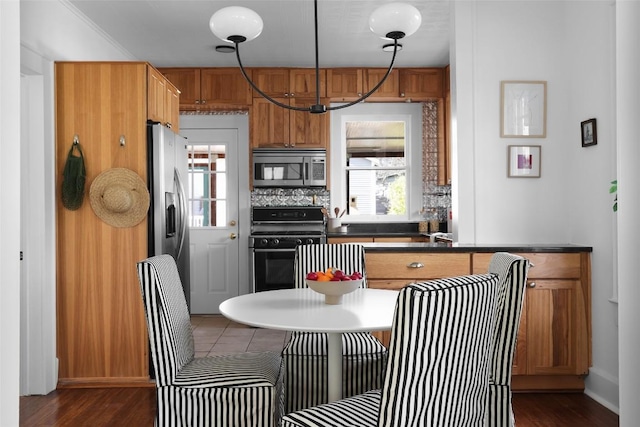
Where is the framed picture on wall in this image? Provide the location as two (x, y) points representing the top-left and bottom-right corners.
(508, 145), (541, 178)
(500, 81), (547, 138)
(581, 118), (597, 147)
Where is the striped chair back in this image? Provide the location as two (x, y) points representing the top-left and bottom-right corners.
(487, 252), (531, 426)
(137, 254), (195, 387)
(378, 274), (500, 427)
(293, 244), (367, 289)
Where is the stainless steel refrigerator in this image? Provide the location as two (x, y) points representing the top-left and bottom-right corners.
(147, 122), (191, 309)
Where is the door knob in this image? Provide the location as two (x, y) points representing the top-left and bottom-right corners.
(230, 233), (237, 240)
(230, 220), (237, 226)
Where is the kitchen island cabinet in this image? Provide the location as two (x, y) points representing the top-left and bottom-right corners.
(358, 243), (592, 392)
(473, 252), (591, 391)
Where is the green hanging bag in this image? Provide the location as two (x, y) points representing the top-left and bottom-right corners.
(61, 141), (87, 211)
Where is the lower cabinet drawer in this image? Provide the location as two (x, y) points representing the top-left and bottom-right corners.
(365, 253), (471, 280)
(473, 252), (582, 279)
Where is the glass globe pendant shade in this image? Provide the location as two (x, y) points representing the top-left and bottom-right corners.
(369, 3), (422, 39)
(209, 6), (263, 43)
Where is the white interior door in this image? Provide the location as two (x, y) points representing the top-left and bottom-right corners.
(180, 120), (245, 314)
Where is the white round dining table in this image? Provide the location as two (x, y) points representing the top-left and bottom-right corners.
(219, 287), (399, 402)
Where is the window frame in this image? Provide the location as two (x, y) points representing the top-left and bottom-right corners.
(330, 103), (423, 222)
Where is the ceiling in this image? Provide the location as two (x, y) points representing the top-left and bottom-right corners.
(68, 0), (451, 69)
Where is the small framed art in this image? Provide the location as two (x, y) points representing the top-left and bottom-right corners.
(508, 145), (541, 178)
(581, 118), (597, 147)
(501, 81), (547, 138)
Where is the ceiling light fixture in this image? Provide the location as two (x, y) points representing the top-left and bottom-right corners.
(382, 43), (403, 52)
(215, 45), (236, 53)
(209, 0), (421, 114)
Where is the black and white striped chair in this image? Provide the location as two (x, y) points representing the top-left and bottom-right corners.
(487, 252), (531, 426)
(282, 244), (387, 413)
(281, 273), (501, 427)
(137, 255), (284, 427)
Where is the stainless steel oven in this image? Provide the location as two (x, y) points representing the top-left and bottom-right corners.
(250, 206), (326, 292)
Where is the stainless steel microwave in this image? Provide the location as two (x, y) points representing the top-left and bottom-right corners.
(252, 148), (326, 187)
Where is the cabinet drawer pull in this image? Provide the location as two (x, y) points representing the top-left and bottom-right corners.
(407, 262), (424, 269)
(528, 281), (536, 288)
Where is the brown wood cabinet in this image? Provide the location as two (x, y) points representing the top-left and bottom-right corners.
(365, 252), (471, 346)
(252, 68), (326, 98)
(54, 62), (178, 387)
(473, 252), (591, 391)
(360, 248), (591, 391)
(251, 96), (329, 149)
(399, 68), (444, 100)
(326, 68), (399, 101)
(326, 68), (443, 102)
(158, 67), (252, 110)
(326, 68), (364, 99)
(148, 66), (181, 131)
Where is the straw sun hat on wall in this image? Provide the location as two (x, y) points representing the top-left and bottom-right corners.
(89, 168), (150, 228)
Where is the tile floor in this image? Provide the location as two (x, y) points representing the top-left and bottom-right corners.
(191, 314), (290, 358)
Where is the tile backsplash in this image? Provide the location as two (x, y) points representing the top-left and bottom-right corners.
(251, 187), (330, 207)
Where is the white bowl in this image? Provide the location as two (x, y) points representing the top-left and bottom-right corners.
(306, 278), (362, 305)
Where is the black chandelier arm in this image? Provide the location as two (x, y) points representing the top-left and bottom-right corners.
(313, 0), (321, 107)
(234, 43), (310, 112)
(327, 39), (400, 112)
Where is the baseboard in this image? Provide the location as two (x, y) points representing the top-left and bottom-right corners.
(584, 366), (619, 414)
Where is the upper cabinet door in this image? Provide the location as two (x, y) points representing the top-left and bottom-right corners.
(399, 68), (444, 100)
(165, 82), (180, 132)
(364, 68), (400, 99)
(148, 67), (167, 123)
(200, 68), (252, 106)
(289, 97), (329, 149)
(326, 68), (363, 99)
(289, 69), (326, 98)
(251, 97), (290, 148)
(252, 68), (290, 98)
(158, 68), (200, 107)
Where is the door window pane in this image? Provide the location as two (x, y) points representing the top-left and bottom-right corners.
(188, 144), (227, 227)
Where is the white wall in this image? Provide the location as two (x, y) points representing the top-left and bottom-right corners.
(18, 0), (135, 397)
(1, 1), (22, 423)
(616, 2), (640, 424)
(452, 0), (619, 411)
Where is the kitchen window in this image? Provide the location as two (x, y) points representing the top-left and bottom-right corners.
(330, 103), (423, 221)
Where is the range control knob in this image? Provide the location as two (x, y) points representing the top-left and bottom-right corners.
(260, 238), (269, 247)
(269, 238), (280, 247)
(306, 238), (315, 245)
(295, 239), (303, 245)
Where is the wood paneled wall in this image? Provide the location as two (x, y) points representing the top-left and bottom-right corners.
(55, 62), (151, 386)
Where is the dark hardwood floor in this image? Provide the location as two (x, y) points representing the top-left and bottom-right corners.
(20, 316), (619, 426)
(19, 388), (619, 426)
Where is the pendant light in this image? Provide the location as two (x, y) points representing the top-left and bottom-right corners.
(209, 1), (422, 114)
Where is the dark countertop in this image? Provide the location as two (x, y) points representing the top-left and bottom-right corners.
(327, 232), (426, 238)
(358, 242), (592, 253)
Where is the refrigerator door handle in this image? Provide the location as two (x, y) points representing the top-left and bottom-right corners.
(174, 167), (188, 260)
